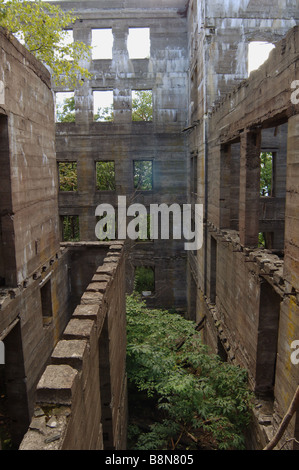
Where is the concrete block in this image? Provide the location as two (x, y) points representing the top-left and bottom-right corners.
(36, 365), (78, 405)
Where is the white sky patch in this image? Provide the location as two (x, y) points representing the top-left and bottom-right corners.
(92, 29), (113, 59)
(248, 41), (275, 74)
(127, 28), (150, 59)
(55, 91), (74, 120)
(93, 90), (114, 114)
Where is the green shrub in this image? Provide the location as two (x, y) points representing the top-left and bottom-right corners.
(126, 294), (253, 450)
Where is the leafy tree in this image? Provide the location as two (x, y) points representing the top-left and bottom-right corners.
(134, 160), (153, 190)
(56, 95), (76, 123)
(62, 215), (79, 241)
(126, 294), (253, 450)
(96, 161), (115, 190)
(94, 105), (114, 122)
(134, 266), (155, 292)
(58, 162), (77, 191)
(132, 90), (153, 121)
(0, 0), (91, 88)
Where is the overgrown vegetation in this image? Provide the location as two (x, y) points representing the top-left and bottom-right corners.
(126, 294), (253, 450)
(56, 96), (76, 123)
(61, 215), (79, 242)
(134, 266), (155, 293)
(58, 162), (77, 191)
(132, 90), (153, 122)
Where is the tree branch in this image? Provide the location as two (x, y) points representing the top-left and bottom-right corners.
(263, 385), (299, 450)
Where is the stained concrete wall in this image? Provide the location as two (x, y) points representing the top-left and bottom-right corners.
(20, 243), (127, 450)
(2, 0), (298, 451)
(0, 27), (127, 451)
(0, 27), (72, 447)
(53, 0), (189, 309)
(189, 20), (299, 449)
(0, 27), (60, 287)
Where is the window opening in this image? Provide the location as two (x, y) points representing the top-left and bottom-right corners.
(134, 266), (155, 295)
(61, 215), (80, 242)
(132, 90), (153, 122)
(127, 28), (150, 59)
(260, 152), (274, 197)
(133, 160), (153, 191)
(58, 162), (78, 191)
(92, 29), (113, 60)
(248, 41), (275, 74)
(96, 161), (115, 191)
(40, 279), (53, 324)
(93, 91), (114, 122)
(55, 91), (75, 122)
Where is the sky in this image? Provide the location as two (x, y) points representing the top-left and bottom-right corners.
(248, 41), (275, 74)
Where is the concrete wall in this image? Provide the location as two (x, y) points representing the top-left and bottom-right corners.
(189, 20), (299, 449)
(20, 243), (127, 450)
(0, 27), (60, 287)
(0, 27), (72, 447)
(0, 27), (127, 451)
(1, 0), (299, 451)
(53, 0), (189, 309)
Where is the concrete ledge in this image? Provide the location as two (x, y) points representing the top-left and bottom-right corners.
(81, 291), (104, 305)
(63, 318), (95, 339)
(36, 365), (78, 406)
(51, 340), (88, 370)
(72, 304), (100, 320)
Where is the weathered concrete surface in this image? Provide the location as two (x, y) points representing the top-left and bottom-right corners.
(188, 15), (299, 449)
(20, 244), (127, 450)
(0, 27), (72, 447)
(54, 0), (189, 309)
(1, 0), (299, 452)
(0, 27), (60, 287)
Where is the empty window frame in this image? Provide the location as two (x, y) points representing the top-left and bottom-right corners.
(55, 91), (75, 123)
(61, 215), (80, 242)
(248, 41), (275, 75)
(132, 90), (153, 122)
(58, 162), (78, 191)
(92, 28), (113, 60)
(93, 91), (114, 122)
(133, 160), (153, 191)
(127, 28), (150, 59)
(96, 161), (116, 191)
(40, 279), (53, 321)
(134, 266), (155, 294)
(258, 232), (274, 250)
(260, 152), (274, 197)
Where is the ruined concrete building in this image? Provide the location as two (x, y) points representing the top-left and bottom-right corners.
(0, 0), (299, 450)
